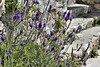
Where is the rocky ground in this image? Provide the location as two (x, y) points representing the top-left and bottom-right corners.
(67, 0), (100, 67)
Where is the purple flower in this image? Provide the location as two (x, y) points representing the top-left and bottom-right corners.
(45, 34), (48, 38)
(1, 35), (6, 42)
(78, 26), (81, 29)
(50, 31), (54, 36)
(29, 4), (31, 8)
(35, 25), (38, 29)
(34, 0), (36, 3)
(17, 15), (20, 19)
(36, 1), (39, 4)
(36, 61), (39, 66)
(16, 0), (18, 3)
(70, 17), (72, 21)
(32, 17), (34, 21)
(63, 11), (67, 17)
(9, 50), (13, 54)
(73, 29), (75, 32)
(15, 6), (17, 11)
(67, 11), (71, 18)
(20, 42), (25, 46)
(65, 17), (69, 21)
(77, 55), (80, 59)
(36, 12), (39, 17)
(51, 46), (55, 51)
(60, 42), (63, 45)
(75, 30), (78, 34)
(0, 57), (1, 64)
(63, 14), (65, 17)
(21, 17), (25, 21)
(43, 41), (45, 47)
(30, 23), (33, 28)
(38, 22), (42, 29)
(88, 42), (90, 46)
(67, 33), (73, 38)
(43, 23), (46, 27)
(49, 5), (52, 9)
(83, 60), (87, 66)
(36, 17), (40, 21)
(48, 10), (51, 13)
(64, 40), (66, 45)
(56, 56), (60, 60)
(13, 14), (17, 20)
(64, 11), (67, 15)
(61, 47), (64, 50)
(46, 49), (49, 52)
(26, 3), (29, 7)
(54, 36), (58, 41)
(63, 29), (66, 34)
(21, 11), (24, 16)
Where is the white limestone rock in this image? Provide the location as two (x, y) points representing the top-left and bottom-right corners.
(0, 0), (5, 17)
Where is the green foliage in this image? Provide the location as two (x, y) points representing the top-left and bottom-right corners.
(5, 0), (17, 12)
(89, 48), (99, 58)
(76, 0), (83, 3)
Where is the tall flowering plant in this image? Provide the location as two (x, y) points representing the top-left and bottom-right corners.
(0, 0), (90, 67)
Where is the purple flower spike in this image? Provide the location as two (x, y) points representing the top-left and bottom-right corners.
(21, 17), (25, 21)
(34, 0), (36, 3)
(78, 26), (81, 30)
(15, 6), (17, 11)
(36, 61), (39, 66)
(36, 12), (39, 17)
(30, 23), (33, 28)
(65, 17), (69, 21)
(45, 34), (48, 38)
(38, 22), (42, 29)
(26, 3), (29, 7)
(54, 36), (58, 41)
(67, 11), (71, 18)
(1, 35), (6, 42)
(51, 46), (55, 51)
(29, 4), (31, 8)
(83, 60), (87, 66)
(32, 17), (34, 21)
(46, 49), (49, 52)
(77, 55), (80, 59)
(35, 25), (38, 29)
(49, 5), (52, 9)
(67, 33), (73, 38)
(88, 42), (90, 46)
(20, 42), (25, 46)
(63, 29), (66, 34)
(43, 41), (45, 47)
(36, 1), (39, 4)
(50, 31), (54, 36)
(64, 11), (67, 15)
(73, 29), (75, 32)
(9, 50), (13, 54)
(13, 15), (17, 20)
(61, 47), (65, 50)
(75, 30), (78, 34)
(21, 11), (24, 16)
(0, 57), (1, 64)
(70, 17), (72, 21)
(43, 23), (46, 27)
(63, 14), (65, 17)
(36, 17), (40, 21)
(60, 42), (63, 45)
(17, 15), (20, 19)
